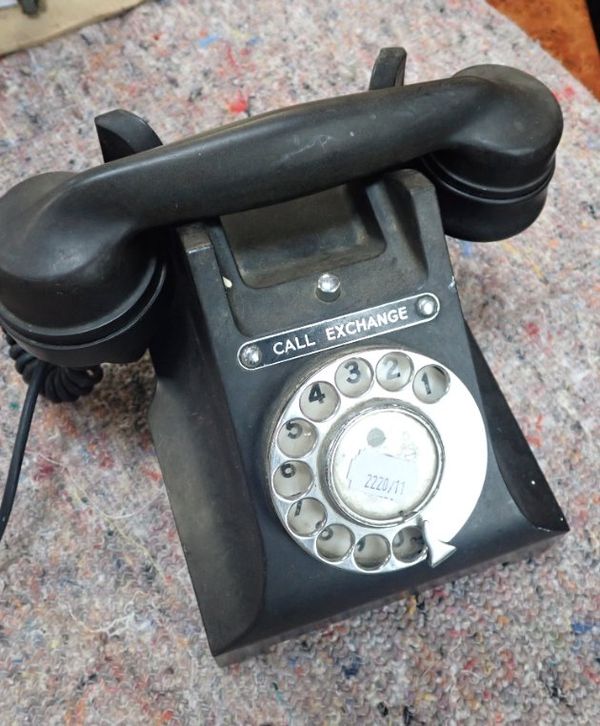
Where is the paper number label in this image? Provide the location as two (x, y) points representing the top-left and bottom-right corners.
(347, 450), (417, 504)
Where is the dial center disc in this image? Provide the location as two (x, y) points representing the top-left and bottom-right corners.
(328, 405), (442, 524)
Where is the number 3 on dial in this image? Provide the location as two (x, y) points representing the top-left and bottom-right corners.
(335, 358), (372, 397)
(345, 361), (360, 383)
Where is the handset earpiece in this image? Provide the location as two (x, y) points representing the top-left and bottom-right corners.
(365, 50), (562, 241)
(421, 64), (563, 241)
(0, 50), (562, 368)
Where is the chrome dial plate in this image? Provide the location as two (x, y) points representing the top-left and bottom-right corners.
(267, 347), (488, 574)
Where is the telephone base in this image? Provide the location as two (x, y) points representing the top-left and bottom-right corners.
(148, 170), (568, 662)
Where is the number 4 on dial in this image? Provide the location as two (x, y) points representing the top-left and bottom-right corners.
(308, 383), (326, 404)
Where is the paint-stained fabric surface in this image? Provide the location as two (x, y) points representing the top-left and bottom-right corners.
(0, 1), (598, 723)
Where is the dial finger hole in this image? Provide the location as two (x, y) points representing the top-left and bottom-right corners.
(287, 498), (327, 536)
(273, 461), (313, 499)
(413, 365), (450, 403)
(354, 534), (390, 570)
(376, 352), (413, 392)
(277, 418), (317, 457)
(299, 381), (339, 421)
(392, 526), (426, 562)
(335, 357), (373, 397)
(316, 524), (354, 562)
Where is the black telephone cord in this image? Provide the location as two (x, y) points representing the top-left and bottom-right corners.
(0, 360), (48, 543)
(5, 334), (103, 403)
(0, 334), (103, 544)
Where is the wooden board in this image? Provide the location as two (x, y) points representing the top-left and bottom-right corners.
(0, 0), (145, 56)
(489, 0), (600, 99)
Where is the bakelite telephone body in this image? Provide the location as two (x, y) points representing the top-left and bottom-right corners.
(0, 49), (568, 663)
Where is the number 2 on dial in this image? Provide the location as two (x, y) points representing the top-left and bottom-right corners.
(386, 357), (400, 379)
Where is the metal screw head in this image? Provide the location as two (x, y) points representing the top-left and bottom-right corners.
(240, 344), (262, 368)
(316, 273), (341, 302)
(415, 295), (438, 318)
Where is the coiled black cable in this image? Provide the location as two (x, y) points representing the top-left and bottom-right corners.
(0, 332), (103, 544)
(5, 333), (103, 403)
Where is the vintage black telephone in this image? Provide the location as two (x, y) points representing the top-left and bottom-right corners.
(0, 48), (568, 663)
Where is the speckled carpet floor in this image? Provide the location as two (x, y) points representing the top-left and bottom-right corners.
(0, 1), (598, 723)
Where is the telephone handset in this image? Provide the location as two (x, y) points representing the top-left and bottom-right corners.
(0, 48), (568, 663)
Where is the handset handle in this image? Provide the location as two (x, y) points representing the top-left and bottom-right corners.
(100, 77), (480, 226)
(57, 66), (560, 229)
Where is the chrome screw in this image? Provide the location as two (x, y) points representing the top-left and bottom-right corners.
(240, 344), (262, 368)
(316, 273), (341, 302)
(415, 295), (438, 317)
